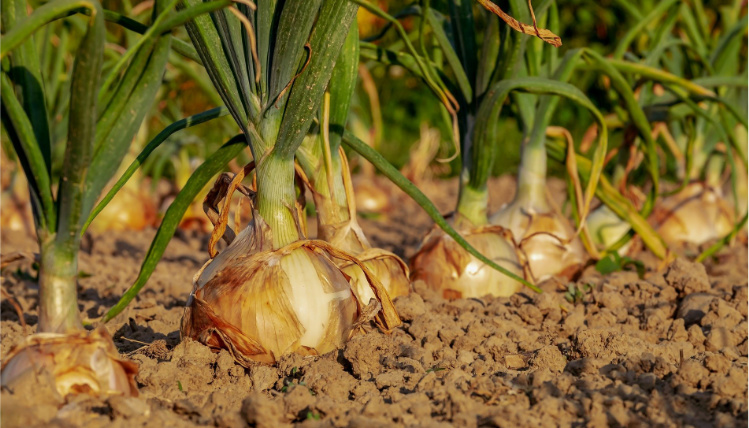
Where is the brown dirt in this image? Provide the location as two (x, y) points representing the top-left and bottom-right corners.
(1, 176), (747, 427)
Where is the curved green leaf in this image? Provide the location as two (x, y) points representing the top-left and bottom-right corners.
(612, 0), (679, 60)
(696, 213), (748, 262)
(83, 36), (172, 219)
(0, 74), (55, 231)
(101, 9), (201, 62)
(0, 0), (99, 59)
(351, 0), (454, 116)
(428, 7), (472, 102)
(475, 77), (608, 222)
(2, 0), (52, 176)
(607, 58), (715, 97)
(98, 0), (180, 100)
(328, 23), (360, 152)
(583, 49), (659, 216)
(342, 130), (541, 293)
(83, 107), (230, 235)
(102, 135), (245, 323)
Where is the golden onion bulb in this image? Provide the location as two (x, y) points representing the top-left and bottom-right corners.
(653, 182), (735, 246)
(1, 192), (33, 233)
(89, 186), (156, 233)
(353, 176), (391, 214)
(319, 215), (411, 302)
(586, 204), (632, 255)
(490, 202), (586, 282)
(1, 329), (138, 398)
(181, 216), (399, 366)
(340, 248), (411, 303)
(410, 226), (522, 299)
(183, 244), (357, 365)
(0, 166), (33, 234)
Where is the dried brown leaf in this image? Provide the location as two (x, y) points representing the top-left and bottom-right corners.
(476, 0), (562, 47)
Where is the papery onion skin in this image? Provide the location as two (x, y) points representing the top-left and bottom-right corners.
(0, 328), (138, 398)
(491, 204), (586, 282)
(653, 183), (735, 246)
(182, 224), (359, 365)
(410, 226), (523, 299)
(341, 249), (411, 304)
(318, 217), (412, 303)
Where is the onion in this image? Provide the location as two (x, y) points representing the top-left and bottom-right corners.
(316, 209), (411, 302)
(181, 213), (400, 366)
(339, 248), (410, 304)
(313, 150), (410, 301)
(491, 201), (586, 282)
(1, 328), (138, 398)
(352, 175), (391, 214)
(0, 160), (33, 234)
(89, 186), (157, 233)
(652, 182), (734, 246)
(586, 204), (632, 255)
(409, 224), (522, 299)
(1, 191), (33, 233)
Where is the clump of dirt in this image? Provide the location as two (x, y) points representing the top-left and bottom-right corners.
(1, 177), (747, 427)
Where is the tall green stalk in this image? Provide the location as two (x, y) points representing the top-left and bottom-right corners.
(296, 23), (360, 241)
(182, 0), (359, 249)
(509, 49), (582, 211)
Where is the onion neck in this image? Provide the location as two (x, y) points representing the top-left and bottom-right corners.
(705, 155), (723, 189)
(457, 172), (489, 228)
(312, 149), (349, 227)
(256, 153), (301, 249)
(514, 136), (549, 211)
(689, 133), (708, 181)
(38, 238), (83, 333)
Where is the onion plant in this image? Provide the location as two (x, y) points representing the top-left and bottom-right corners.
(487, 3), (589, 282)
(645, 2), (746, 247)
(356, 0), (612, 294)
(573, 1), (748, 253)
(0, 0), (225, 398)
(167, 0), (404, 365)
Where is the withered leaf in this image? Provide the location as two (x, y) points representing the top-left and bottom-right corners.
(476, 0), (562, 47)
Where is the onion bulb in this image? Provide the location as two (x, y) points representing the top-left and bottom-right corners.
(409, 223), (522, 299)
(1, 185), (33, 234)
(1, 328), (138, 398)
(321, 218), (411, 302)
(89, 185), (157, 233)
(314, 149), (410, 302)
(352, 175), (391, 214)
(586, 204), (632, 255)
(652, 182), (735, 246)
(181, 213), (400, 366)
(0, 158), (33, 234)
(338, 248), (410, 304)
(490, 201), (586, 282)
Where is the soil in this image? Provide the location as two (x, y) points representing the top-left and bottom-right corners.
(1, 176), (747, 427)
